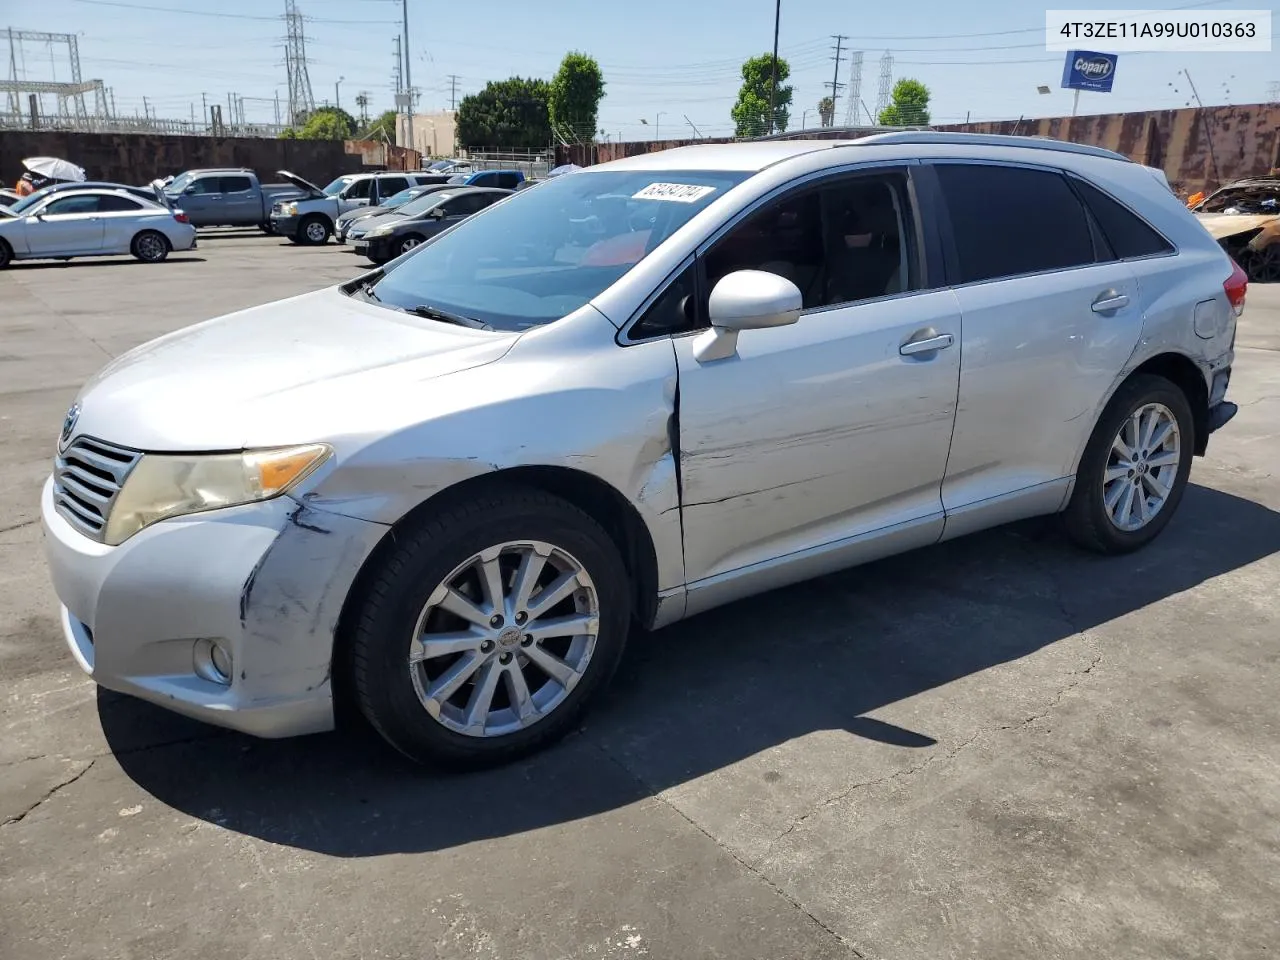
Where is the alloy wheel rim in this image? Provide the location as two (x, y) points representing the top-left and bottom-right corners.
(1103, 402), (1181, 532)
(401, 237), (419, 253)
(139, 235), (163, 260)
(408, 540), (599, 738)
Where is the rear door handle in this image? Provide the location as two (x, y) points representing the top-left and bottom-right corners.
(1091, 292), (1130, 313)
(900, 333), (955, 356)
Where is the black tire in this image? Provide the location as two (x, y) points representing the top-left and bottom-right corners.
(131, 230), (170, 263)
(1062, 374), (1195, 554)
(397, 233), (425, 256)
(349, 486), (631, 768)
(258, 222), (272, 235)
(297, 215), (330, 245)
(0, 239), (12, 269)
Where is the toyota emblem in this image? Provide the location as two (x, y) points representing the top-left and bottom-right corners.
(59, 402), (81, 449)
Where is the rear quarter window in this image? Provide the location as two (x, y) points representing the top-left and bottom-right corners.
(1071, 178), (1175, 259)
(934, 163), (1096, 284)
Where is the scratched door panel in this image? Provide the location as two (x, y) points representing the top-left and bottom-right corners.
(674, 286), (962, 585)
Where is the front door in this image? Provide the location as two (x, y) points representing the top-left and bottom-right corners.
(927, 161), (1145, 528)
(672, 168), (962, 607)
(25, 194), (106, 255)
(176, 176), (219, 226)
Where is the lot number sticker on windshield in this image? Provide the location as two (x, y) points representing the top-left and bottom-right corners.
(632, 182), (717, 203)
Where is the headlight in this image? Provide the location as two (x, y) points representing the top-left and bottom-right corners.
(282, 202), (298, 216)
(104, 444), (331, 545)
(367, 225), (393, 237)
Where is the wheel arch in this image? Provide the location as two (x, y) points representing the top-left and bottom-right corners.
(1127, 352), (1210, 455)
(330, 466), (661, 722)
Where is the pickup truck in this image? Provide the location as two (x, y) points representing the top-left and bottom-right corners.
(162, 168), (303, 230)
(269, 170), (442, 245)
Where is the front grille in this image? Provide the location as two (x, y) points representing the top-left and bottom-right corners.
(53, 437), (142, 541)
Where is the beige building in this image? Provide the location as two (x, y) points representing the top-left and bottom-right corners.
(397, 110), (457, 158)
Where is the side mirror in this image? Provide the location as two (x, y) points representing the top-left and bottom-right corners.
(184, 185), (198, 195)
(430, 207), (447, 219)
(694, 269), (803, 362)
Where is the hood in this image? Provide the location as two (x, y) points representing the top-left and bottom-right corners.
(338, 206), (383, 224)
(349, 211), (408, 232)
(73, 287), (520, 450)
(1196, 212), (1280, 241)
(276, 169), (326, 199)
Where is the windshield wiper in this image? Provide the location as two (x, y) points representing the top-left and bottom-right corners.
(408, 304), (493, 331)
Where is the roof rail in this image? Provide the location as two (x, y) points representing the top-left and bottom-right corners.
(850, 131), (1133, 163)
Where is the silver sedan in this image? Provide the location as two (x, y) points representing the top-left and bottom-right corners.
(42, 134), (1240, 767)
(0, 188), (196, 267)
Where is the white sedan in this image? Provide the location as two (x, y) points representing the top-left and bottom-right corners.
(0, 187), (197, 267)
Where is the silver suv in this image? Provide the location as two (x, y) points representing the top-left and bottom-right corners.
(42, 133), (1244, 766)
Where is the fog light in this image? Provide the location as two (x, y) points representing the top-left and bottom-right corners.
(193, 638), (233, 686)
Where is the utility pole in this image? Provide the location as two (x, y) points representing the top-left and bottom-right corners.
(201, 91), (206, 129)
(1182, 68), (1222, 185)
(448, 74), (459, 111)
(827, 34), (848, 124)
(767, 0), (781, 134)
(142, 95), (149, 122)
(401, 0), (414, 150)
(684, 114), (703, 138)
(274, 89), (281, 127)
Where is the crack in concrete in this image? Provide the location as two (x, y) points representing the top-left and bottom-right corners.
(0, 518), (38, 535)
(0, 731), (230, 771)
(2, 759), (94, 826)
(593, 743), (868, 959)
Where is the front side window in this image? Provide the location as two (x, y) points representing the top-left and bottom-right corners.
(497, 173), (521, 189)
(185, 178), (219, 195)
(368, 169), (748, 331)
(704, 172), (915, 312)
(43, 195), (101, 215)
(344, 179), (374, 200)
(934, 163), (1095, 283)
(441, 194), (489, 217)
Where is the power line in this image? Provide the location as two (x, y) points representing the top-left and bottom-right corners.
(68, 0), (398, 24)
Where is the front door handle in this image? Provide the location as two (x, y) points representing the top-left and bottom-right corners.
(900, 333), (955, 356)
(1092, 292), (1130, 313)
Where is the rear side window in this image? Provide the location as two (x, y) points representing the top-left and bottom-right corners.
(934, 163), (1095, 284)
(220, 176), (252, 193)
(471, 173), (495, 187)
(378, 176), (408, 196)
(496, 173), (520, 189)
(97, 195), (143, 212)
(1071, 178), (1174, 259)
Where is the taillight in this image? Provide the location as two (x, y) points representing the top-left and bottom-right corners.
(173, 211), (189, 223)
(1224, 259), (1248, 317)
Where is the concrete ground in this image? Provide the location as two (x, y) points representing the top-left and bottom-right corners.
(2, 233), (1278, 960)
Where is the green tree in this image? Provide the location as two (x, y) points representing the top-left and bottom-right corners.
(456, 77), (551, 151)
(818, 95), (834, 127)
(877, 78), (931, 126)
(731, 54), (792, 137)
(363, 109), (399, 141)
(280, 105), (358, 140)
(548, 52), (605, 144)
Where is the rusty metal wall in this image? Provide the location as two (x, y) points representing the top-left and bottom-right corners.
(557, 104), (1280, 196)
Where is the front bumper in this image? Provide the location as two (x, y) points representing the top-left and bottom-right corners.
(270, 213), (301, 238)
(352, 236), (391, 261)
(41, 478), (387, 738)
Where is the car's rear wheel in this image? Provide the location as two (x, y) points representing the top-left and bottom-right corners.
(398, 234), (425, 256)
(0, 239), (11, 269)
(131, 231), (170, 263)
(349, 486), (631, 768)
(1244, 244), (1280, 284)
(1062, 374), (1194, 554)
(298, 215), (330, 245)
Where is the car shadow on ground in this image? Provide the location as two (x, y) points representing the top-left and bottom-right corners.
(101, 482), (1280, 857)
(10, 257), (207, 269)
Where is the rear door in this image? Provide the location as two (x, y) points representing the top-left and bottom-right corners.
(218, 174), (256, 224)
(95, 194), (148, 252)
(927, 160), (1143, 535)
(25, 194), (106, 255)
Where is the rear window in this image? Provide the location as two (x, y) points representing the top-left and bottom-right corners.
(934, 163), (1095, 284)
(1071, 178), (1175, 259)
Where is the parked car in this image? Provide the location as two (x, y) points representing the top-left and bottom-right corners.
(349, 186), (511, 263)
(0, 187), (23, 208)
(42, 133), (1242, 767)
(335, 183), (456, 242)
(270, 171), (442, 245)
(0, 187), (195, 267)
(1, 180), (169, 212)
(162, 168), (302, 230)
(1192, 176), (1280, 283)
(447, 169), (526, 189)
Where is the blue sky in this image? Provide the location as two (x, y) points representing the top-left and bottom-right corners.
(7, 0), (1278, 139)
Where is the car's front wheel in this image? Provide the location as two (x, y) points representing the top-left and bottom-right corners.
(1063, 374), (1194, 554)
(0, 239), (11, 269)
(298, 215), (330, 245)
(397, 234), (425, 256)
(349, 486), (631, 767)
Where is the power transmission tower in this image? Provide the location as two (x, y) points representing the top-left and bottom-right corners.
(875, 51), (894, 120)
(355, 91), (370, 127)
(391, 36), (402, 95)
(843, 51), (864, 126)
(448, 74), (460, 111)
(283, 0), (315, 125)
(3, 29), (99, 126)
(826, 35), (848, 126)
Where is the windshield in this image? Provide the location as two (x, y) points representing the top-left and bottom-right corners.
(395, 192), (456, 217)
(369, 169), (749, 331)
(322, 176), (353, 196)
(165, 172), (193, 194)
(7, 186), (59, 215)
(382, 187), (426, 208)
